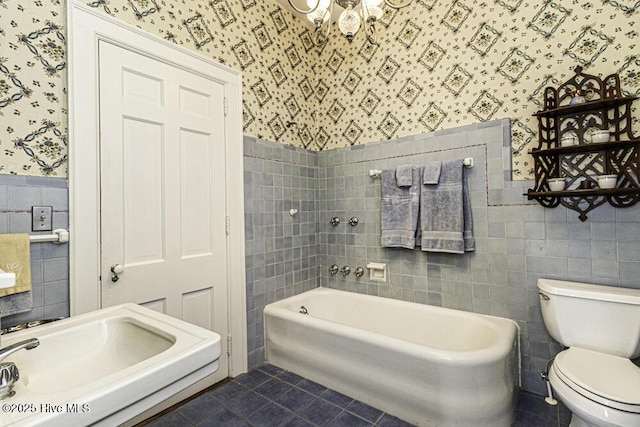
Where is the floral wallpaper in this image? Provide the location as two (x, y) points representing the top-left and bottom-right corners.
(312, 0), (640, 178)
(1, 0), (639, 179)
(0, 0), (68, 176)
(0, 0), (317, 176)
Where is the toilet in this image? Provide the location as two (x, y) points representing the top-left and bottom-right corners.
(537, 279), (640, 427)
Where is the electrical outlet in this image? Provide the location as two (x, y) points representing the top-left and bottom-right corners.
(32, 206), (53, 231)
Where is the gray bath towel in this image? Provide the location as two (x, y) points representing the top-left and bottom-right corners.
(420, 159), (475, 254)
(381, 166), (422, 249)
(396, 164), (413, 187)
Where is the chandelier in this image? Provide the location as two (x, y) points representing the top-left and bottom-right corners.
(287, 0), (414, 46)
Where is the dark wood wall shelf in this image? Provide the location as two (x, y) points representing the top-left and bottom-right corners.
(531, 139), (640, 156)
(532, 96), (638, 119)
(525, 66), (640, 221)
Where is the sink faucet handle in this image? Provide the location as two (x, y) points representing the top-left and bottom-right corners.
(0, 338), (39, 400)
(0, 362), (19, 399)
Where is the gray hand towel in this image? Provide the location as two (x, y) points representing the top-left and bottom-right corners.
(396, 164), (413, 187)
(423, 161), (442, 184)
(381, 166), (422, 249)
(0, 291), (33, 317)
(420, 159), (475, 254)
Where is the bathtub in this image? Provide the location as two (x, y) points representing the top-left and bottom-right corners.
(264, 287), (519, 426)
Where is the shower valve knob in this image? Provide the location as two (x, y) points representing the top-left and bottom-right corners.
(341, 266), (351, 276)
(330, 217), (341, 226)
(355, 267), (365, 277)
(329, 264), (339, 275)
(348, 217), (359, 226)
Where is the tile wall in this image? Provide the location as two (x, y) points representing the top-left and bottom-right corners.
(0, 175), (69, 327)
(243, 136), (320, 368)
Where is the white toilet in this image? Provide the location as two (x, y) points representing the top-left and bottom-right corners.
(537, 278), (640, 427)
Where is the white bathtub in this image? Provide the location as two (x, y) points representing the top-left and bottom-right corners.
(264, 287), (519, 426)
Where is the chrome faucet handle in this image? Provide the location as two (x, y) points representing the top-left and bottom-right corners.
(329, 264), (339, 275)
(0, 338), (39, 400)
(355, 267), (365, 277)
(0, 362), (19, 400)
(341, 265), (351, 276)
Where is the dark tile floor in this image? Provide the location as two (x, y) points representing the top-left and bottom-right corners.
(143, 364), (571, 427)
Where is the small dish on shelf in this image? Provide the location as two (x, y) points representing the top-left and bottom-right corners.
(560, 135), (578, 147)
(597, 175), (617, 189)
(548, 178), (566, 191)
(590, 129), (611, 143)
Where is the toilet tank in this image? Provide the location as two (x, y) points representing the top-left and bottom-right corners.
(537, 279), (640, 358)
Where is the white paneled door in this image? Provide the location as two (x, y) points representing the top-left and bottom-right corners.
(98, 41), (228, 381)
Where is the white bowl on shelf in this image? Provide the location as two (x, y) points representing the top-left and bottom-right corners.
(548, 178), (566, 192)
(560, 135), (577, 147)
(597, 174), (617, 189)
(590, 130), (610, 143)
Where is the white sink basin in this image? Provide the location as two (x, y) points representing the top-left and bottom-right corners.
(1, 303), (221, 426)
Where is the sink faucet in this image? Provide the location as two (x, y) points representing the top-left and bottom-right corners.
(0, 338), (39, 400)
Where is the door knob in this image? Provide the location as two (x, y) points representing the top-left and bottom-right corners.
(110, 264), (124, 282)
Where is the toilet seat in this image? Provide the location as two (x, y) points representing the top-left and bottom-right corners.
(553, 347), (640, 414)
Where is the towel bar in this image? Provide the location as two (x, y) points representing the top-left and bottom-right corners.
(29, 228), (69, 244)
(369, 157), (474, 179)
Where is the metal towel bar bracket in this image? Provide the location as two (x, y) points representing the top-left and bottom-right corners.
(369, 157), (474, 179)
(28, 228), (69, 244)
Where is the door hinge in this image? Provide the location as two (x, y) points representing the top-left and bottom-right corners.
(224, 97), (228, 117)
(227, 335), (232, 356)
(225, 215), (230, 235)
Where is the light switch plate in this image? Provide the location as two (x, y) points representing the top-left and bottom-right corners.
(32, 206), (53, 231)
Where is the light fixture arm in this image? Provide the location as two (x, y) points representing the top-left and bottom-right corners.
(364, 17), (377, 45)
(384, 0), (413, 8)
(361, 2), (377, 45)
(312, 0), (335, 46)
(287, 0), (321, 14)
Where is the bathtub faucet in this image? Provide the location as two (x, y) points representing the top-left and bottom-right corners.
(299, 306), (309, 315)
(0, 338), (40, 400)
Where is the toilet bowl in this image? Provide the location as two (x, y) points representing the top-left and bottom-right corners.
(549, 347), (640, 427)
(537, 279), (640, 427)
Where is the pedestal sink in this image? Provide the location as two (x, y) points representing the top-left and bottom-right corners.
(0, 303), (221, 426)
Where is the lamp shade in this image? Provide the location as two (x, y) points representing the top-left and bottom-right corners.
(363, 5), (383, 20)
(306, 0), (331, 8)
(307, 8), (330, 23)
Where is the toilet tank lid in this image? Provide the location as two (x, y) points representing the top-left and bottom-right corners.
(537, 279), (640, 305)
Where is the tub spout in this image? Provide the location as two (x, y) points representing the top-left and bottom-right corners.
(299, 306), (309, 315)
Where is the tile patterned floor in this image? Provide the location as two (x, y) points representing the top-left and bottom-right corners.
(144, 364), (571, 426)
